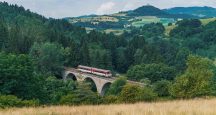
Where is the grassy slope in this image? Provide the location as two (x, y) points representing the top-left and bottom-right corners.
(1, 98), (216, 115)
(200, 18), (216, 25)
(165, 18), (216, 36)
(165, 25), (176, 36)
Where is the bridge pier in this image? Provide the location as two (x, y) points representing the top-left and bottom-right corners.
(63, 68), (143, 96)
(63, 69), (113, 96)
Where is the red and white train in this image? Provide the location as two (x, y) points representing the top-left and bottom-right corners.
(77, 65), (112, 77)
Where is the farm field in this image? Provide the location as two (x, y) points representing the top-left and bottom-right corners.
(201, 18), (216, 25)
(1, 98), (216, 115)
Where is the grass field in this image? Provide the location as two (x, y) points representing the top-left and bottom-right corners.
(165, 25), (176, 36)
(1, 98), (216, 115)
(201, 18), (216, 25)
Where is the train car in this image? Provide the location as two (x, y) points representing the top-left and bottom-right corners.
(77, 65), (112, 77)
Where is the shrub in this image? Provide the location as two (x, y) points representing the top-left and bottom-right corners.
(0, 95), (21, 108)
(103, 95), (119, 104)
(168, 23), (172, 26)
(119, 84), (158, 103)
(60, 82), (101, 105)
(0, 95), (39, 108)
(127, 63), (176, 82)
(138, 87), (158, 102)
(119, 84), (142, 103)
(170, 55), (213, 98)
(59, 94), (76, 105)
(20, 99), (40, 107)
(107, 77), (127, 96)
(153, 80), (171, 97)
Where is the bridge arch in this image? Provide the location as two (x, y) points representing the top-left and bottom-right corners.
(84, 77), (97, 92)
(66, 73), (77, 81)
(101, 82), (112, 96)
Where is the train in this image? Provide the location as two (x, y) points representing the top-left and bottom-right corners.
(77, 65), (112, 77)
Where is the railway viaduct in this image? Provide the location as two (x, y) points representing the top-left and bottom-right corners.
(63, 68), (143, 96)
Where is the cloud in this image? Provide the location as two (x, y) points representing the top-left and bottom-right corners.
(1, 0), (216, 18)
(96, 1), (116, 15)
(122, 1), (146, 11)
(123, 2), (135, 11)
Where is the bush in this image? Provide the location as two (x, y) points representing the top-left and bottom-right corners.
(60, 82), (101, 105)
(119, 84), (142, 103)
(59, 94), (76, 105)
(102, 95), (119, 104)
(138, 87), (158, 102)
(0, 95), (21, 108)
(119, 84), (158, 103)
(168, 23), (172, 26)
(107, 77), (127, 96)
(153, 80), (171, 97)
(60, 93), (101, 106)
(0, 95), (39, 108)
(127, 63), (176, 82)
(20, 99), (40, 107)
(170, 55), (213, 98)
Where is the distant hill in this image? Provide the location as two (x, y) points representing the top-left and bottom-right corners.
(66, 5), (198, 34)
(127, 5), (195, 18)
(164, 6), (216, 18)
(66, 5), (216, 34)
(127, 5), (170, 17)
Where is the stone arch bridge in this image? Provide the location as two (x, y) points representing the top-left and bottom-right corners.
(63, 68), (143, 95)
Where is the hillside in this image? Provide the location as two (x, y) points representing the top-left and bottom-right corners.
(127, 5), (171, 17)
(66, 5), (216, 34)
(67, 5), (195, 34)
(0, 2), (86, 54)
(164, 6), (216, 18)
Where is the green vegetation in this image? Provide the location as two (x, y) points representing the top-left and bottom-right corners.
(1, 2), (216, 108)
(67, 5), (193, 34)
(164, 6), (216, 18)
(170, 55), (214, 98)
(127, 63), (176, 82)
(0, 95), (39, 108)
(201, 18), (216, 25)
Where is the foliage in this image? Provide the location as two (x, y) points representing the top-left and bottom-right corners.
(170, 55), (214, 98)
(153, 80), (171, 97)
(107, 77), (127, 96)
(0, 53), (46, 100)
(127, 63), (176, 82)
(0, 95), (39, 108)
(102, 95), (119, 104)
(60, 82), (101, 105)
(170, 19), (202, 38)
(119, 84), (157, 103)
(0, 18), (8, 50)
(30, 42), (65, 76)
(119, 84), (142, 103)
(44, 76), (76, 104)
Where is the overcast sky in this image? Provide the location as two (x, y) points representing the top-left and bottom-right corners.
(1, 0), (216, 18)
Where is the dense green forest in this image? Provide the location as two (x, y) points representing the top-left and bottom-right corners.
(1, 2), (216, 107)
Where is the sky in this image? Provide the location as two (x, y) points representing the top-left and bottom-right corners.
(1, 0), (216, 18)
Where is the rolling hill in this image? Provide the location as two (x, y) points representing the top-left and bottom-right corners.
(66, 5), (216, 34)
(164, 6), (216, 18)
(66, 5), (196, 34)
(65, 5), (201, 34)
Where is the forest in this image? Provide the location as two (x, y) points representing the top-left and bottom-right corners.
(1, 2), (216, 107)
